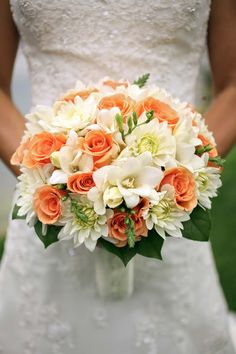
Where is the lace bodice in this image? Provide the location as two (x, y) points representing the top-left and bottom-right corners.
(1, 1), (236, 354)
(11, 0), (210, 106)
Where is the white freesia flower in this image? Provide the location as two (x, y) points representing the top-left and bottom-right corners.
(194, 154), (222, 209)
(87, 166), (111, 215)
(50, 130), (93, 184)
(174, 115), (201, 169)
(93, 152), (163, 209)
(144, 185), (190, 239)
(121, 118), (176, 166)
(58, 195), (113, 251)
(52, 95), (97, 131)
(96, 107), (125, 146)
(15, 165), (53, 225)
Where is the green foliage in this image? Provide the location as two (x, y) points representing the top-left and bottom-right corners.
(195, 144), (212, 155)
(12, 204), (26, 220)
(34, 221), (62, 248)
(208, 156), (225, 167)
(99, 228), (164, 266)
(133, 73), (150, 88)
(125, 216), (136, 248)
(0, 237), (5, 261)
(211, 147), (236, 312)
(182, 206), (211, 242)
(137, 229), (163, 260)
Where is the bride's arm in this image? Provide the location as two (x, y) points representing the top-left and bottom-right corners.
(207, 0), (236, 156)
(0, 0), (25, 176)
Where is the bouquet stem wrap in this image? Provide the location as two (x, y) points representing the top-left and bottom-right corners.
(95, 246), (134, 299)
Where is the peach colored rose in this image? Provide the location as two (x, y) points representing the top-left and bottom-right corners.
(79, 130), (117, 169)
(133, 198), (150, 217)
(61, 88), (99, 102)
(108, 211), (148, 248)
(159, 167), (197, 211)
(198, 134), (218, 158)
(103, 79), (128, 90)
(33, 185), (66, 224)
(10, 139), (30, 166)
(197, 134), (220, 168)
(67, 172), (95, 194)
(22, 132), (66, 168)
(98, 93), (135, 118)
(135, 97), (179, 128)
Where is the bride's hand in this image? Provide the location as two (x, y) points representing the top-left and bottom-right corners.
(206, 0), (236, 156)
(0, 0), (25, 176)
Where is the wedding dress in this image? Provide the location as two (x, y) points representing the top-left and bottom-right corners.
(0, 0), (235, 353)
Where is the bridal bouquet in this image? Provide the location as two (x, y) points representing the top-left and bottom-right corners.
(11, 74), (223, 265)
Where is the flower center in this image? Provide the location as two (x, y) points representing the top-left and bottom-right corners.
(137, 135), (159, 155)
(72, 201), (97, 229)
(122, 177), (135, 189)
(152, 199), (172, 220)
(198, 173), (209, 192)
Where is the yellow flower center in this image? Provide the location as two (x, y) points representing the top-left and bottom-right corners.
(152, 199), (172, 220)
(137, 135), (159, 155)
(122, 177), (136, 189)
(73, 203), (97, 229)
(198, 173), (209, 192)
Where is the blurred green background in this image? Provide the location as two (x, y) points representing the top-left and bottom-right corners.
(0, 52), (235, 312)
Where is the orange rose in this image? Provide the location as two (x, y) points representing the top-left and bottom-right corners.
(108, 211), (148, 248)
(133, 198), (150, 217)
(197, 134), (219, 168)
(61, 88), (99, 102)
(198, 134), (218, 158)
(79, 130), (117, 169)
(103, 79), (128, 90)
(11, 139), (30, 166)
(136, 97), (179, 128)
(98, 93), (135, 118)
(22, 132), (66, 168)
(159, 167), (197, 211)
(67, 172), (95, 194)
(33, 185), (66, 224)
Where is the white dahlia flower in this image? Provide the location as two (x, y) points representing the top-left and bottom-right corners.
(144, 185), (190, 239)
(194, 154), (222, 209)
(16, 165), (53, 225)
(121, 118), (176, 166)
(52, 94), (97, 131)
(58, 195), (113, 251)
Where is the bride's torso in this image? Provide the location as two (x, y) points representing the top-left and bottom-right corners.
(11, 0), (211, 106)
(3, 2), (236, 353)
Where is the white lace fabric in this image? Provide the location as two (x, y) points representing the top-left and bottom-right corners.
(0, 0), (235, 353)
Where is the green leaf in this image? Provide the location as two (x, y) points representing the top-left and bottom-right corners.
(98, 238), (138, 266)
(209, 156), (225, 167)
(195, 144), (212, 155)
(182, 205), (211, 242)
(98, 228), (164, 266)
(133, 73), (150, 88)
(34, 221), (62, 248)
(12, 204), (26, 220)
(137, 229), (164, 260)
